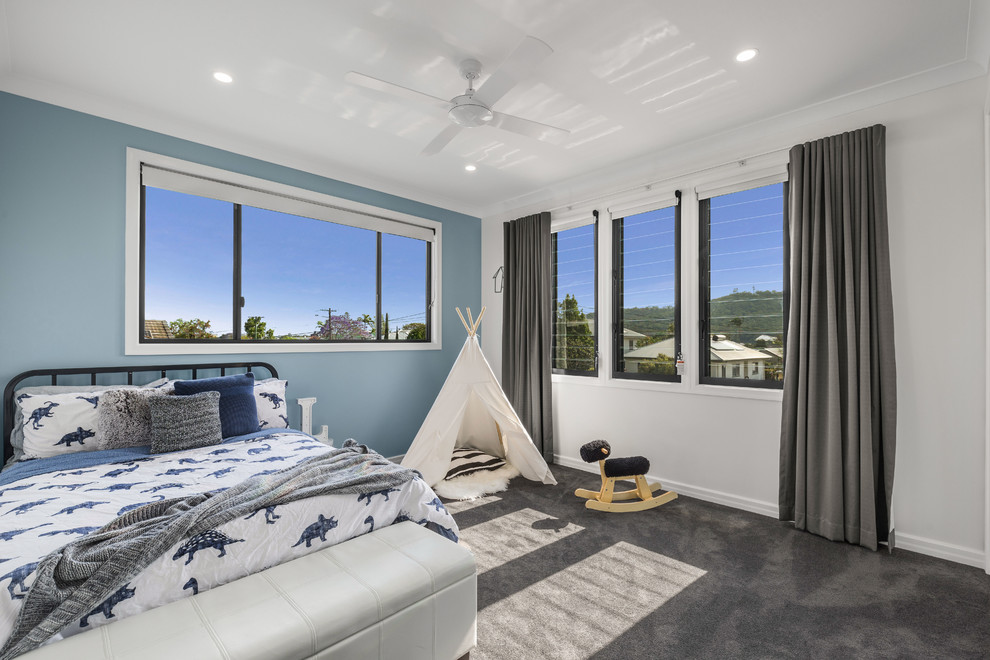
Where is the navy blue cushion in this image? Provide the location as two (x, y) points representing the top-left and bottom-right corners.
(172, 372), (258, 438)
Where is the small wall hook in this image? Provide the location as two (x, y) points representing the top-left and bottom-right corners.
(493, 266), (504, 294)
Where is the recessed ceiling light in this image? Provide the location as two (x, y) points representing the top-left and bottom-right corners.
(464, 164), (477, 172)
(213, 71), (234, 84)
(735, 49), (758, 63)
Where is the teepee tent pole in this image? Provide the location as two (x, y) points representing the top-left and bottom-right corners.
(472, 306), (486, 334)
(456, 307), (472, 335)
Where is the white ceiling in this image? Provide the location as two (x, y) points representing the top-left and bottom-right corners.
(1, 0), (988, 218)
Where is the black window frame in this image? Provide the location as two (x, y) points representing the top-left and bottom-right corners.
(698, 181), (788, 389)
(139, 184), (432, 345)
(610, 191), (682, 383)
(551, 215), (599, 377)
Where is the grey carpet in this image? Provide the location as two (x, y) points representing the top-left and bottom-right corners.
(446, 465), (990, 660)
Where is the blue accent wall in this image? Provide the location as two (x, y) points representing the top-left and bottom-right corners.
(0, 91), (481, 459)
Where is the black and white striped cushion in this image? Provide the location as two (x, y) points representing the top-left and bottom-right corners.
(445, 447), (506, 480)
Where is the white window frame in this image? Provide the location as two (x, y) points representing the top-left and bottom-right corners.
(609, 193), (681, 383)
(551, 208), (599, 376)
(550, 157), (788, 402)
(697, 172), (787, 391)
(124, 148), (442, 355)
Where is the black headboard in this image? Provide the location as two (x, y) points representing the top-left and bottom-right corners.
(3, 362), (278, 462)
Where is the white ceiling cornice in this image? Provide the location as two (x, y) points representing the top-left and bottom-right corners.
(0, 74), (484, 219)
(2, 0), (984, 221)
(4, 56), (978, 226)
(480, 59), (986, 222)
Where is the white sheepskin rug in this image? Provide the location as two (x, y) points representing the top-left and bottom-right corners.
(434, 463), (520, 501)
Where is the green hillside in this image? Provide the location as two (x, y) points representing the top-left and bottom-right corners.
(588, 289), (784, 346)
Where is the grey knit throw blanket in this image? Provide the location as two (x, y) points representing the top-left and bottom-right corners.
(0, 440), (420, 659)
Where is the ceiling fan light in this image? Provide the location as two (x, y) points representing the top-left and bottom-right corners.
(448, 94), (494, 127)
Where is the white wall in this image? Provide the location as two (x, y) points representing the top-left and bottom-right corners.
(482, 77), (987, 568)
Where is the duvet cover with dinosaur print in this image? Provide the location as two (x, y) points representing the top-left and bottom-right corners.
(0, 430), (457, 648)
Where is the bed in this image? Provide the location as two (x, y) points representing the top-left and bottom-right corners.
(0, 363), (476, 659)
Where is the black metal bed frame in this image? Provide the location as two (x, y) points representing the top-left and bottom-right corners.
(3, 362), (278, 462)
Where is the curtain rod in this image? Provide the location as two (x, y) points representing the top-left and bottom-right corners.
(545, 144), (791, 215)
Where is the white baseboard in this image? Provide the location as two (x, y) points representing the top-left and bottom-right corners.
(553, 455), (988, 572)
(553, 454), (779, 519)
(895, 532), (986, 569)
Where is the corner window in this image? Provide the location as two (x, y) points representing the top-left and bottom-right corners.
(552, 220), (597, 375)
(611, 193), (680, 382)
(127, 149), (440, 354)
(699, 180), (786, 388)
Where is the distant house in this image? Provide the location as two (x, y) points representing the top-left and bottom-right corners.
(585, 325), (646, 353)
(623, 335), (772, 379)
(143, 320), (173, 340)
(620, 328), (646, 352)
(621, 337), (676, 373)
(707, 335), (771, 379)
(755, 334), (778, 344)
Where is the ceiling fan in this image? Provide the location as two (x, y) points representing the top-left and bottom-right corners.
(345, 36), (570, 156)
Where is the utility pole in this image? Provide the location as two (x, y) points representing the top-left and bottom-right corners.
(317, 307), (335, 339)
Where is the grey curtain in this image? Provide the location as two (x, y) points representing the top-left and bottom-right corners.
(779, 124), (897, 551)
(502, 212), (554, 463)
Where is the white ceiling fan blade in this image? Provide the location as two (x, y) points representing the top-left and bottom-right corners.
(474, 36), (553, 108)
(344, 71), (451, 112)
(490, 111), (569, 144)
(421, 124), (464, 156)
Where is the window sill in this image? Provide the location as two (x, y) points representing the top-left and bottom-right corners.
(125, 340), (442, 355)
(552, 372), (783, 402)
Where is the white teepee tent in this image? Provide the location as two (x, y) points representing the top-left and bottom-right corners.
(402, 307), (557, 488)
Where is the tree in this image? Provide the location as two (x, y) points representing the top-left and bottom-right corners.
(639, 354), (675, 376)
(555, 294), (595, 372)
(169, 318), (216, 339)
(357, 314), (375, 336)
(401, 323), (427, 341)
(312, 312), (371, 341)
(244, 316), (275, 340)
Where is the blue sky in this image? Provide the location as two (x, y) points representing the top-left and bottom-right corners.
(554, 181), (784, 323)
(708, 182), (784, 300)
(144, 187), (427, 337)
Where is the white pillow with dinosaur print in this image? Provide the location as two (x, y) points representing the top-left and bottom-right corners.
(9, 378), (169, 463)
(17, 390), (105, 458)
(254, 378), (289, 431)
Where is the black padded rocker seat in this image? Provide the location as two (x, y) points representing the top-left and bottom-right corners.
(575, 440), (677, 512)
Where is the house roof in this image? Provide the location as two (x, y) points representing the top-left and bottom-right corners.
(624, 336), (769, 363)
(143, 320), (173, 340)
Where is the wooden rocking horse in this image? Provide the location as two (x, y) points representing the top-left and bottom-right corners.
(575, 440), (677, 512)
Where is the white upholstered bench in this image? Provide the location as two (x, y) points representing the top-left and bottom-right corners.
(19, 521), (477, 660)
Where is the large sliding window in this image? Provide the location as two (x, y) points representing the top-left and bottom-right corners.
(699, 180), (787, 388)
(612, 192), (680, 382)
(551, 218), (597, 375)
(136, 157), (437, 349)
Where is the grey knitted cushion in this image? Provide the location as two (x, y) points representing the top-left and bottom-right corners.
(97, 388), (165, 450)
(148, 391), (223, 454)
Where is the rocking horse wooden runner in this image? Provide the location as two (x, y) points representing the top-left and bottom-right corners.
(575, 440), (677, 512)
